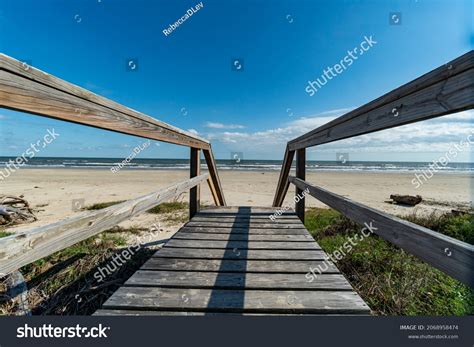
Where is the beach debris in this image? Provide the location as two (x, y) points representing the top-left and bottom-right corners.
(0, 195), (37, 226)
(389, 194), (422, 206)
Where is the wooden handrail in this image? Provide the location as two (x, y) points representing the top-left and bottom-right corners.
(0, 54), (209, 149)
(272, 51), (474, 287)
(0, 53), (227, 275)
(289, 177), (474, 288)
(289, 50), (474, 150)
(0, 174), (209, 277)
(274, 51), (474, 206)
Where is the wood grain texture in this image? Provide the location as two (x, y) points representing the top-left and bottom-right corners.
(203, 148), (226, 206)
(295, 148), (306, 222)
(185, 221), (306, 229)
(163, 239), (320, 250)
(197, 207), (295, 214)
(179, 226), (309, 235)
(273, 146), (295, 207)
(153, 248), (328, 260)
(140, 258), (339, 273)
(0, 174), (208, 276)
(101, 287), (370, 314)
(189, 148), (201, 218)
(172, 232), (313, 241)
(190, 216), (301, 223)
(0, 54), (209, 149)
(124, 270), (352, 290)
(96, 207), (369, 315)
(94, 310), (367, 316)
(290, 176), (474, 288)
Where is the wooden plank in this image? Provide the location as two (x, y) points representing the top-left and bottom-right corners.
(289, 52), (474, 150)
(0, 174), (208, 276)
(0, 54), (209, 149)
(203, 148), (226, 206)
(295, 148), (306, 222)
(198, 207), (294, 214)
(273, 146), (295, 207)
(163, 239), (320, 250)
(94, 310), (364, 316)
(290, 176), (474, 287)
(153, 248), (327, 260)
(101, 287), (370, 314)
(124, 270), (352, 290)
(141, 258), (339, 273)
(173, 232), (313, 241)
(195, 212), (299, 221)
(190, 217), (301, 224)
(179, 226), (308, 235)
(189, 148), (201, 218)
(185, 221), (306, 229)
(195, 212), (297, 218)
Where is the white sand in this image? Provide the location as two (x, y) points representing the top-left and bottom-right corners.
(2, 169), (472, 236)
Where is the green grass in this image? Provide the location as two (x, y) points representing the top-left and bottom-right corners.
(4, 226), (153, 315)
(0, 231), (13, 238)
(146, 201), (188, 214)
(304, 208), (474, 316)
(84, 200), (125, 210)
(146, 201), (189, 224)
(85, 199), (191, 214)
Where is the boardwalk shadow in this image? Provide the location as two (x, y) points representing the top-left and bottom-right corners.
(206, 206), (250, 314)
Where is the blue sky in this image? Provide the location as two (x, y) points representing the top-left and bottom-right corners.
(0, 0), (472, 161)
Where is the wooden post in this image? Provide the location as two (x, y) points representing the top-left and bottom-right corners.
(190, 148), (201, 218)
(295, 148), (306, 222)
(273, 146), (295, 207)
(203, 147), (226, 206)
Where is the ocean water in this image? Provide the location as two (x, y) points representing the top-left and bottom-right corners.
(0, 157), (473, 173)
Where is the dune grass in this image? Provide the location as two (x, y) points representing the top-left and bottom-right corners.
(1, 226), (153, 315)
(0, 231), (13, 238)
(146, 201), (188, 214)
(83, 200), (126, 210)
(304, 208), (474, 316)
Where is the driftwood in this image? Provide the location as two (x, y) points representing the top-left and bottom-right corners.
(0, 195), (37, 226)
(389, 194), (422, 206)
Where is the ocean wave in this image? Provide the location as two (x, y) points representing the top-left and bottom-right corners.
(0, 157), (472, 173)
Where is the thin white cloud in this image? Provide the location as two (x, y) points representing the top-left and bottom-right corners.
(187, 129), (199, 135)
(205, 109), (474, 155)
(204, 122), (245, 129)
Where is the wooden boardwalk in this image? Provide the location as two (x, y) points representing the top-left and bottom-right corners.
(95, 207), (370, 315)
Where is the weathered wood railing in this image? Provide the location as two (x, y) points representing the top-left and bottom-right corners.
(0, 53), (226, 277)
(273, 50), (474, 287)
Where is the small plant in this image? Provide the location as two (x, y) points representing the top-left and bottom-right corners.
(146, 201), (188, 214)
(304, 208), (474, 316)
(84, 201), (125, 210)
(0, 231), (13, 238)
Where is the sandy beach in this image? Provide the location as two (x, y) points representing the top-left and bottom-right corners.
(2, 168), (472, 235)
